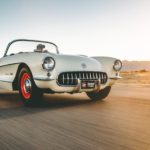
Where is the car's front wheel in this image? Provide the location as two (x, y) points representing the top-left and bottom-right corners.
(18, 67), (43, 106)
(86, 86), (111, 101)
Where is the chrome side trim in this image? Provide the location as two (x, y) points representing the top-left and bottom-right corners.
(34, 77), (55, 81)
(0, 80), (12, 83)
(0, 63), (20, 68)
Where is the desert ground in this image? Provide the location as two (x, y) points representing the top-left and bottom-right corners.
(0, 71), (150, 150)
(119, 70), (150, 85)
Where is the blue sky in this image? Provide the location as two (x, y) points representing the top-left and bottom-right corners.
(0, 0), (150, 60)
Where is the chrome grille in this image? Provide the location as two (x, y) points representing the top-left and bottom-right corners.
(57, 72), (107, 86)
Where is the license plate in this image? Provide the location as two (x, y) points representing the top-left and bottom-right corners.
(81, 81), (95, 89)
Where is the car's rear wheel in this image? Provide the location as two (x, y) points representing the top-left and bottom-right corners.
(18, 67), (43, 106)
(86, 86), (111, 101)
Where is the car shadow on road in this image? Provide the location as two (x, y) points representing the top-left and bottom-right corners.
(0, 93), (95, 120)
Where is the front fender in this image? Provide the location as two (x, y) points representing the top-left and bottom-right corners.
(92, 56), (122, 81)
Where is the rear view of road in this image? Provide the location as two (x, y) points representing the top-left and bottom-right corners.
(0, 84), (150, 150)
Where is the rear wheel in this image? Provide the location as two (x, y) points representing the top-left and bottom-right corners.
(86, 86), (111, 101)
(18, 67), (43, 106)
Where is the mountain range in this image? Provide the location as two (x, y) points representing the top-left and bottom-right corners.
(122, 61), (150, 71)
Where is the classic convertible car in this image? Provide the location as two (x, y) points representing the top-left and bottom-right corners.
(0, 39), (122, 106)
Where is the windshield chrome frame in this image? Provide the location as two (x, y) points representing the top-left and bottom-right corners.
(4, 39), (59, 57)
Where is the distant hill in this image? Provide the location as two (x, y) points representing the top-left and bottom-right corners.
(122, 61), (150, 71)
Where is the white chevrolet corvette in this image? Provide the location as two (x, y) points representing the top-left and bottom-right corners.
(0, 39), (122, 106)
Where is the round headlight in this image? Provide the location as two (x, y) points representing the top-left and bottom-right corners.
(42, 57), (55, 71)
(113, 59), (122, 71)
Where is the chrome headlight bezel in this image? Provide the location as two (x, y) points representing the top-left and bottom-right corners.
(113, 59), (122, 71)
(42, 57), (55, 71)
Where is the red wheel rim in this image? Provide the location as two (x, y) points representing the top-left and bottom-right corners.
(20, 73), (32, 99)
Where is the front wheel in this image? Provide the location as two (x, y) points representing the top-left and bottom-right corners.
(18, 67), (43, 106)
(86, 86), (111, 101)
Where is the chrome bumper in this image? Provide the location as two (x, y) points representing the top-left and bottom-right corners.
(34, 75), (121, 93)
(109, 76), (122, 80)
(34, 76), (102, 93)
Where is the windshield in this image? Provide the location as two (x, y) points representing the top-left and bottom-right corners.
(4, 39), (59, 56)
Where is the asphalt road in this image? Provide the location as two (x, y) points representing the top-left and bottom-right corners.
(0, 84), (150, 150)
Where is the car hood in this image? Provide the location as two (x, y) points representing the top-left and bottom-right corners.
(50, 53), (103, 73)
